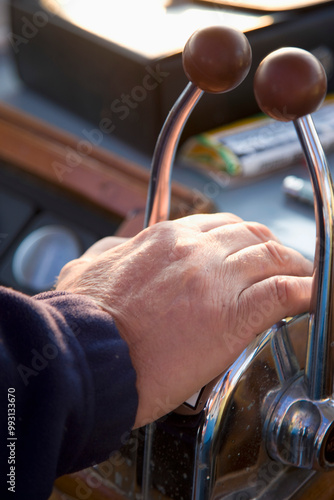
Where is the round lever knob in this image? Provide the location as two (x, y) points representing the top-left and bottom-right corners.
(182, 25), (252, 93)
(253, 47), (327, 121)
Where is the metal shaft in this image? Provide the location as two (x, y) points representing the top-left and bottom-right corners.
(294, 115), (334, 400)
(144, 82), (203, 228)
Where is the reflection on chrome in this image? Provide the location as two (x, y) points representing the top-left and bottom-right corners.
(92, 315), (333, 499)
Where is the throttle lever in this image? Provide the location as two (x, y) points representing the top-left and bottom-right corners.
(144, 25), (252, 228)
(254, 47), (334, 469)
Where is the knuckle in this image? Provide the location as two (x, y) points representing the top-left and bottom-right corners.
(263, 240), (288, 265)
(169, 235), (197, 262)
(137, 221), (176, 251)
(222, 212), (243, 224)
(56, 258), (87, 288)
(270, 276), (291, 306)
(58, 258), (82, 277)
(244, 221), (275, 242)
(144, 220), (174, 239)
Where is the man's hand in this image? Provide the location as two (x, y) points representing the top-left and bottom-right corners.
(56, 213), (312, 428)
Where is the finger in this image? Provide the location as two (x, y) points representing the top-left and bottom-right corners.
(176, 212), (243, 232)
(56, 236), (129, 286)
(208, 220), (280, 258)
(227, 240), (313, 287)
(82, 236), (129, 258)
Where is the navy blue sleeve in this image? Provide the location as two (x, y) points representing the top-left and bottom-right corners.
(0, 286), (138, 499)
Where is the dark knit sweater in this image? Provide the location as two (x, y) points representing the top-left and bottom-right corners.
(0, 287), (138, 499)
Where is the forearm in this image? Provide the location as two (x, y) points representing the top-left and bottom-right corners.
(0, 287), (138, 499)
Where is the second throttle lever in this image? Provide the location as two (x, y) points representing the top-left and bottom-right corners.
(254, 47), (330, 402)
(254, 47), (334, 470)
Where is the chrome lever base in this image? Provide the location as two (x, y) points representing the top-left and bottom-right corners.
(265, 375), (334, 470)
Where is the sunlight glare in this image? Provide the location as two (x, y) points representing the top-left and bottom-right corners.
(40, 0), (273, 58)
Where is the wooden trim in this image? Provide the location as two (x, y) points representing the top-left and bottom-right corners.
(0, 102), (214, 237)
(54, 470), (129, 500)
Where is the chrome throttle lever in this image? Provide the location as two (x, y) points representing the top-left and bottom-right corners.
(144, 25), (252, 228)
(254, 48), (334, 469)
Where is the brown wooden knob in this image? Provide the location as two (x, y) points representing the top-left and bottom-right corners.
(254, 47), (327, 121)
(182, 26), (252, 94)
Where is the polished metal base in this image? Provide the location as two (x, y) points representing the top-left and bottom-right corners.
(90, 314), (334, 499)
